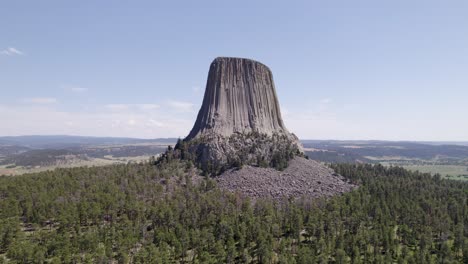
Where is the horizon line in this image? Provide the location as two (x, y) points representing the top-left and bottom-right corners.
(0, 134), (467, 143)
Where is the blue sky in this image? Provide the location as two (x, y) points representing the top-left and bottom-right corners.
(1, 1), (467, 140)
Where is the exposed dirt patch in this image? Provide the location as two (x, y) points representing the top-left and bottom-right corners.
(217, 157), (356, 199)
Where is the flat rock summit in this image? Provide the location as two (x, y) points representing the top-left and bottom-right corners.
(159, 57), (354, 198)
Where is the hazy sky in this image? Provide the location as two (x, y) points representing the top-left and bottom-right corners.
(1, 1), (467, 140)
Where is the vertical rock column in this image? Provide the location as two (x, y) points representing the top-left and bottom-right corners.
(172, 57), (303, 173)
(186, 57), (290, 139)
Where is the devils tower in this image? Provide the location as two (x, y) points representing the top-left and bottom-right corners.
(160, 57), (303, 174)
(186, 57), (293, 139)
(158, 57), (355, 198)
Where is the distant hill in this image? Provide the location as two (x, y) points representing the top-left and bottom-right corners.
(0, 136), (178, 175)
(1, 137), (468, 178)
(301, 140), (468, 159)
(0, 135), (178, 149)
(1, 135), (466, 149)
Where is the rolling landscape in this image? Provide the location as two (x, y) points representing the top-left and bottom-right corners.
(0, 136), (176, 176)
(2, 136), (467, 181)
(302, 140), (468, 181)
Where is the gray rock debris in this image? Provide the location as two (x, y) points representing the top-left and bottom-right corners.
(217, 157), (357, 200)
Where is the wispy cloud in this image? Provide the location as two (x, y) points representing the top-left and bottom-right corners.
(1, 47), (24, 56)
(137, 104), (160, 110)
(21, 97), (57, 104)
(280, 105), (290, 118)
(146, 119), (165, 128)
(318, 98), (333, 112)
(60, 84), (88, 93)
(3, 98), (197, 138)
(127, 119), (137, 126)
(192, 86), (201, 93)
(0, 104), (194, 138)
(70, 87), (88, 93)
(167, 100), (195, 112)
(105, 104), (129, 111)
(105, 104), (160, 111)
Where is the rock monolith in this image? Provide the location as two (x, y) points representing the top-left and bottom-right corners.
(158, 57), (356, 198)
(186, 57), (291, 139)
(163, 57), (303, 174)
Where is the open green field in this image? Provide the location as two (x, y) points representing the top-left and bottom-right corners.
(0, 155), (153, 176)
(399, 164), (468, 181)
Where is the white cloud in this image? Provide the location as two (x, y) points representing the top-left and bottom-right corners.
(60, 84), (88, 93)
(105, 104), (160, 112)
(0, 47), (24, 56)
(167, 100), (195, 112)
(0, 104), (194, 138)
(70, 87), (88, 93)
(146, 119), (165, 128)
(105, 104), (129, 111)
(111, 120), (122, 128)
(192, 86), (201, 93)
(1, 100), (467, 141)
(280, 105), (290, 118)
(16, 99), (191, 136)
(317, 98), (333, 112)
(137, 104), (160, 110)
(21, 97), (57, 104)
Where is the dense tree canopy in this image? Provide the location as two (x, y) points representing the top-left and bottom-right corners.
(0, 160), (467, 263)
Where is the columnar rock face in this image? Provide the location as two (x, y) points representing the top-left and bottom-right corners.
(165, 57), (303, 174)
(158, 57), (354, 197)
(187, 57), (290, 139)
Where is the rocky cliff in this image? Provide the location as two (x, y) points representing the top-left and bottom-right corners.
(186, 57), (290, 139)
(161, 57), (303, 174)
(157, 57), (355, 197)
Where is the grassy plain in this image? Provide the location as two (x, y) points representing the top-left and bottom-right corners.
(379, 162), (468, 181)
(0, 155), (153, 176)
(401, 164), (468, 181)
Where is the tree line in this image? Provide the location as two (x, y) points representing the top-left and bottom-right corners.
(0, 160), (467, 263)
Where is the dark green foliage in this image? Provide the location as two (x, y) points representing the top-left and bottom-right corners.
(0, 146), (168, 167)
(0, 149), (78, 167)
(305, 150), (370, 164)
(0, 161), (466, 263)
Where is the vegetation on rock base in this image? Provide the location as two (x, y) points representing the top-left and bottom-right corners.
(158, 132), (303, 175)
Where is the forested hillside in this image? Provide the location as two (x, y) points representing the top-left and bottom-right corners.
(0, 160), (467, 263)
